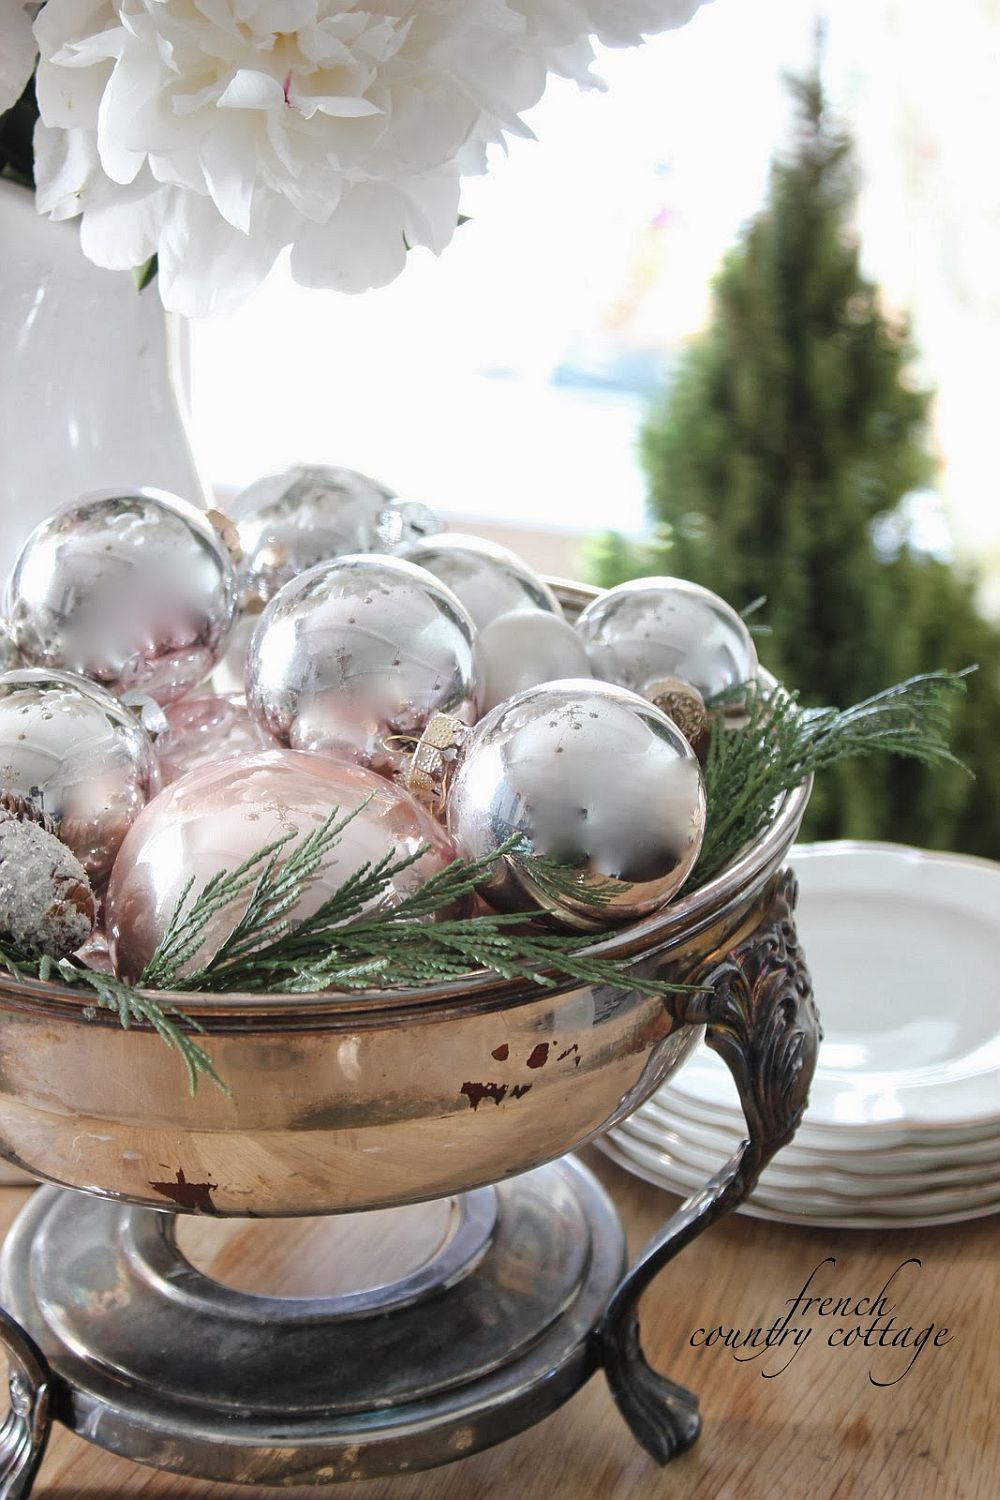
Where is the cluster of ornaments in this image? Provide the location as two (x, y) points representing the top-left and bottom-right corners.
(0, 466), (759, 983)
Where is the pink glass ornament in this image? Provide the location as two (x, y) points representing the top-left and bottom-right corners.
(106, 749), (457, 984)
(157, 694), (271, 785)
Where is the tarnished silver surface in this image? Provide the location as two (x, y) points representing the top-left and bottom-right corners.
(246, 555), (477, 776)
(0, 581), (811, 1217)
(0, 578), (819, 1492)
(600, 871), (819, 1464)
(402, 533), (563, 629)
(578, 576), (758, 713)
(446, 679), (706, 929)
(0, 1306), (51, 1498)
(0, 669), (161, 886)
(0, 1159), (624, 1485)
(230, 465), (395, 607)
(6, 489), (238, 706)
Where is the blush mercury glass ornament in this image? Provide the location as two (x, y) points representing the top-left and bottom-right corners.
(246, 555), (477, 777)
(7, 488), (238, 706)
(156, 694), (271, 785)
(444, 679), (706, 932)
(106, 749), (457, 985)
(229, 464), (441, 608)
(576, 577), (758, 725)
(402, 533), (563, 629)
(0, 668), (161, 886)
(474, 609), (592, 714)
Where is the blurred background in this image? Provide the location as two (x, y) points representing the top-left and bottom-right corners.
(188, 0), (1000, 857)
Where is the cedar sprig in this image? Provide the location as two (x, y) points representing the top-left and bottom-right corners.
(0, 667), (970, 1094)
(697, 669), (971, 883)
(145, 815), (692, 1002)
(0, 942), (223, 1095)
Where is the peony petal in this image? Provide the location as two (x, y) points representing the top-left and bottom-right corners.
(290, 182), (410, 294)
(155, 190), (288, 316)
(396, 170), (462, 255)
(78, 171), (170, 268)
(32, 119), (97, 220)
(217, 70), (286, 112)
(200, 125), (258, 233)
(96, 49), (162, 184)
(292, 93), (384, 121)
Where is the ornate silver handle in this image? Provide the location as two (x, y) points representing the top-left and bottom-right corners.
(598, 869), (821, 1462)
(0, 1308), (51, 1499)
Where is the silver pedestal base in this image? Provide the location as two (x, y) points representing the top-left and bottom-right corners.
(0, 1157), (625, 1486)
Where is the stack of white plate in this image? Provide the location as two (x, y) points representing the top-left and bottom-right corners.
(600, 842), (1000, 1228)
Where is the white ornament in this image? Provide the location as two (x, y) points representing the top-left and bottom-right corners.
(475, 608), (592, 714)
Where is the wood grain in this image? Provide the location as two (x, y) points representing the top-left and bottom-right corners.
(2, 1148), (996, 1500)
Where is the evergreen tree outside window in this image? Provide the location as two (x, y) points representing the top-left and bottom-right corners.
(590, 71), (1000, 857)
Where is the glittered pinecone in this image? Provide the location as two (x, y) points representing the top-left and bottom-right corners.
(0, 800), (96, 960)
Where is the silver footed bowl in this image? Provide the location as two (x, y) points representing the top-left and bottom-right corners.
(0, 582), (810, 1216)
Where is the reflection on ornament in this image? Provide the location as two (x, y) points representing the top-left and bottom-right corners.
(229, 464), (421, 607)
(444, 678), (706, 930)
(475, 608), (592, 714)
(402, 533), (563, 629)
(0, 624), (22, 673)
(210, 612), (256, 697)
(376, 499), (441, 552)
(577, 577), (757, 723)
(0, 668), (161, 886)
(246, 555), (477, 776)
(157, 694), (271, 785)
(106, 749), (457, 984)
(7, 488), (238, 705)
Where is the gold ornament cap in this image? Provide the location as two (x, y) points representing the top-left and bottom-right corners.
(403, 712), (471, 814)
(646, 677), (710, 759)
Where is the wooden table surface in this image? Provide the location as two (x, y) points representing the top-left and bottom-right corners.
(2, 1148), (996, 1500)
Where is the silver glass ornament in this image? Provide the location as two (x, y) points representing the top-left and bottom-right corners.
(475, 608), (592, 714)
(402, 533), (563, 630)
(0, 668), (161, 886)
(246, 555), (477, 776)
(576, 577), (758, 721)
(7, 488), (238, 706)
(445, 679), (706, 931)
(230, 465), (397, 607)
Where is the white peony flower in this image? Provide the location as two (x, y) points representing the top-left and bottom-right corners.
(33, 0), (706, 317)
(0, 2), (38, 116)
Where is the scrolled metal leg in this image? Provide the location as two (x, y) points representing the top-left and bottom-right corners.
(0, 1308), (51, 1499)
(598, 869), (821, 1463)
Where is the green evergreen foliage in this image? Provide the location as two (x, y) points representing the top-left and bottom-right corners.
(591, 70), (1000, 857)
